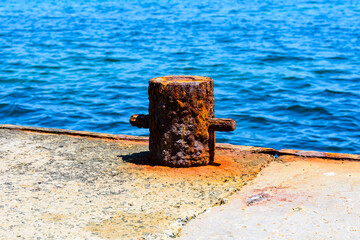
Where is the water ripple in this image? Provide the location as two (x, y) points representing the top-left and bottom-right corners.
(0, 0), (359, 154)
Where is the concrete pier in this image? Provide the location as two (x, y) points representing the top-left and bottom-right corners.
(181, 159), (360, 239)
(0, 124), (359, 239)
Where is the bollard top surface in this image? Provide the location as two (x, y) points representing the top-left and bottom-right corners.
(150, 75), (212, 85)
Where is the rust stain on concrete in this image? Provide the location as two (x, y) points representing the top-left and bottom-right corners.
(126, 150), (271, 179)
(86, 150), (273, 239)
(245, 185), (307, 206)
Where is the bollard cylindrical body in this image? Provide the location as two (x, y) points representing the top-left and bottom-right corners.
(130, 75), (236, 167)
(149, 76), (214, 167)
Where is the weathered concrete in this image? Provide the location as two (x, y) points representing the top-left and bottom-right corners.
(180, 158), (360, 239)
(2, 125), (360, 239)
(0, 126), (272, 239)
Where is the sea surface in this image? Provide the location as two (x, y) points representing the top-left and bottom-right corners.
(1, 0), (359, 154)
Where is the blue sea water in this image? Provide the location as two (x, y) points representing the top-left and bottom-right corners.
(0, 0), (359, 154)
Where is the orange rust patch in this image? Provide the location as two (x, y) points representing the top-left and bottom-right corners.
(123, 149), (273, 181)
(141, 154), (237, 177)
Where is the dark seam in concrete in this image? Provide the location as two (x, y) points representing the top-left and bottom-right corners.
(277, 150), (360, 161)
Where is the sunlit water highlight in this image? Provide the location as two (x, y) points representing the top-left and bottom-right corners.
(0, 0), (359, 153)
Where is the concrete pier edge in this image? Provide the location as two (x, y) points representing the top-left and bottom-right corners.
(1, 124), (359, 161)
(1, 124), (360, 239)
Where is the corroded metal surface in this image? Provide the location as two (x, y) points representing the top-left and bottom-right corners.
(130, 75), (236, 167)
(148, 76), (215, 167)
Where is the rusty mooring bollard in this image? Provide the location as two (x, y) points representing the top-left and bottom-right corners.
(130, 75), (236, 167)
